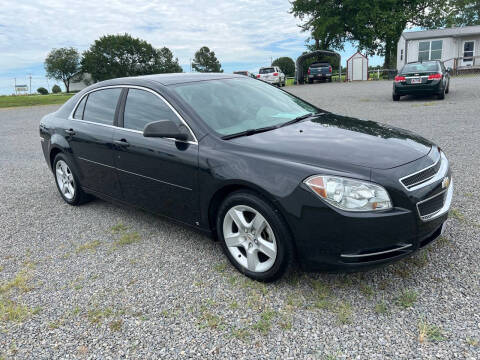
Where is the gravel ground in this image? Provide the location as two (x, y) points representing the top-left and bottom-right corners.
(0, 79), (479, 359)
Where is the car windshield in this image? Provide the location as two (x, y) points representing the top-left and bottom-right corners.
(259, 68), (274, 74)
(173, 78), (318, 136)
(402, 62), (439, 73)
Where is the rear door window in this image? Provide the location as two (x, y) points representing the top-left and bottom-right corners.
(123, 88), (181, 131)
(83, 88), (122, 125)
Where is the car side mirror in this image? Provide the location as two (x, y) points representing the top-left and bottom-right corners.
(143, 120), (189, 141)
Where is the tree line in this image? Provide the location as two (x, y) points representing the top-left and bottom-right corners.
(45, 34), (223, 92)
(290, 0), (480, 69)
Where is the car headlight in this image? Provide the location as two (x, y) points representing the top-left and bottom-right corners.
(304, 175), (392, 211)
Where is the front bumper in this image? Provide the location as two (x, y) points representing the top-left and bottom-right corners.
(281, 152), (452, 272)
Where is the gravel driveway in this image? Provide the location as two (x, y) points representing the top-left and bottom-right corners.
(0, 79), (479, 359)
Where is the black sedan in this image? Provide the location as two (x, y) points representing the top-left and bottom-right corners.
(393, 60), (450, 101)
(40, 73), (453, 282)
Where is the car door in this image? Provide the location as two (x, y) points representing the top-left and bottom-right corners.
(67, 87), (123, 198)
(113, 87), (199, 225)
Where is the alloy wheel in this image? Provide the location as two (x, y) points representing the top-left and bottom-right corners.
(222, 205), (277, 273)
(55, 160), (75, 200)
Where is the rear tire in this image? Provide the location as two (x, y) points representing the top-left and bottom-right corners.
(53, 153), (91, 206)
(438, 89), (445, 100)
(392, 94), (400, 101)
(445, 81), (450, 94)
(216, 191), (294, 282)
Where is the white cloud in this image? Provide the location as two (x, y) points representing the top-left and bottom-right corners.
(0, 0), (306, 72)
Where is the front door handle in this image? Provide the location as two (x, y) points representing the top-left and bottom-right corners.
(114, 139), (130, 147)
(65, 128), (75, 136)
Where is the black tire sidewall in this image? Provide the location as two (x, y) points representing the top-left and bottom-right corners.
(216, 191), (293, 282)
(53, 153), (83, 205)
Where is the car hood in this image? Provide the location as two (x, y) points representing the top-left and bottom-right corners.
(228, 113), (432, 170)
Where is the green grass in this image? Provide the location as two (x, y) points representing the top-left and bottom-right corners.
(113, 232), (141, 247)
(418, 319), (445, 342)
(374, 301), (389, 315)
(0, 270), (32, 294)
(397, 289), (418, 308)
(0, 298), (34, 322)
(76, 240), (101, 253)
(252, 309), (277, 335)
(87, 306), (114, 324)
(109, 319), (123, 331)
(0, 93), (74, 108)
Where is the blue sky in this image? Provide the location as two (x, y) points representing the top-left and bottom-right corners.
(0, 0), (384, 95)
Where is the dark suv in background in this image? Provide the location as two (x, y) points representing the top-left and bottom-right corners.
(393, 60), (450, 101)
(308, 62), (332, 83)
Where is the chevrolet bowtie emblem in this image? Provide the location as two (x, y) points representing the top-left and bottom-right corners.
(442, 177), (450, 189)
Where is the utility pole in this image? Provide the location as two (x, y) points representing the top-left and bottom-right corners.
(27, 73), (32, 94)
(14, 78), (16, 95)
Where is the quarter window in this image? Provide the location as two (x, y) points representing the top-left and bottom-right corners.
(418, 40), (442, 61)
(123, 89), (180, 131)
(73, 95), (87, 119)
(83, 88), (122, 125)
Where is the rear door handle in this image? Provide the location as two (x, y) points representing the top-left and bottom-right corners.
(114, 139), (130, 147)
(65, 128), (75, 135)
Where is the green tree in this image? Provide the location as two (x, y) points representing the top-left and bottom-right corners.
(37, 87), (48, 95)
(192, 46), (223, 72)
(445, 0), (480, 26)
(290, 0), (347, 51)
(272, 57), (296, 76)
(44, 47), (80, 93)
(51, 84), (62, 93)
(81, 34), (182, 82)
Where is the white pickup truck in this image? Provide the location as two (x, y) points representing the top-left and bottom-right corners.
(256, 66), (285, 86)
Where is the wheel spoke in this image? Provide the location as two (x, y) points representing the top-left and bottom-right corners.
(56, 168), (63, 178)
(67, 183), (75, 195)
(257, 238), (276, 259)
(246, 250), (260, 271)
(251, 213), (266, 234)
(224, 233), (244, 248)
(227, 208), (249, 229)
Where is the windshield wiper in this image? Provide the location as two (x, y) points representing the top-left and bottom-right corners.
(221, 125), (279, 140)
(279, 112), (325, 128)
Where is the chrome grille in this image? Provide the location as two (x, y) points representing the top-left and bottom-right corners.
(417, 190), (446, 220)
(400, 158), (441, 189)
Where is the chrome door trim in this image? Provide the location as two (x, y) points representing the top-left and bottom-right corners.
(68, 85), (198, 145)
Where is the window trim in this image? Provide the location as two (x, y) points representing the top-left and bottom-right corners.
(418, 40), (443, 61)
(69, 85), (198, 145)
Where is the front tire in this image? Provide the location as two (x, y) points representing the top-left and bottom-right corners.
(216, 191), (293, 282)
(53, 153), (91, 206)
(393, 94), (400, 101)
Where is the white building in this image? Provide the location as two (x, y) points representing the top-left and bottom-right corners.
(346, 52), (368, 81)
(396, 25), (480, 71)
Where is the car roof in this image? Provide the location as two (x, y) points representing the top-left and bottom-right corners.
(94, 73), (243, 87)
